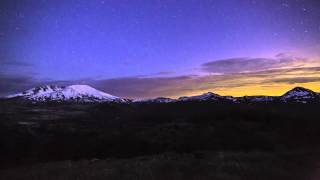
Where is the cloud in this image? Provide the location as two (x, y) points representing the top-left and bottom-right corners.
(2, 66), (320, 99)
(266, 77), (320, 84)
(88, 76), (194, 99)
(0, 59), (36, 96)
(153, 71), (176, 76)
(0, 55), (34, 77)
(89, 65), (320, 99)
(0, 73), (39, 96)
(2, 54), (320, 99)
(201, 54), (311, 74)
(0, 59), (32, 67)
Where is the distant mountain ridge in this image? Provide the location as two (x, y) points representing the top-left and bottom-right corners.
(5, 85), (320, 104)
(135, 87), (320, 104)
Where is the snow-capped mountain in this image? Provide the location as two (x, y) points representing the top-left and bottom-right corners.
(280, 87), (320, 103)
(7, 85), (126, 103)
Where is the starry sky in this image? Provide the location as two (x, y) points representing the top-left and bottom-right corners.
(1, 0), (320, 99)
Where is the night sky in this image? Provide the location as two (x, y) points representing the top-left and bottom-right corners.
(1, 0), (320, 99)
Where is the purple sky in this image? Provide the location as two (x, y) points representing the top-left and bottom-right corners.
(1, 0), (320, 98)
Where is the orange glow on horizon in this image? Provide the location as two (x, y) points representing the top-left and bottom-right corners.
(214, 82), (320, 97)
(169, 82), (320, 99)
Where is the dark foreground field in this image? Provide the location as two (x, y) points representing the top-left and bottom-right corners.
(1, 100), (320, 179)
(2, 151), (320, 180)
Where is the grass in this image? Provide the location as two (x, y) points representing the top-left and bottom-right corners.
(0, 151), (319, 180)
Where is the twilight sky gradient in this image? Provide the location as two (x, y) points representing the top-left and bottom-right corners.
(1, 0), (320, 98)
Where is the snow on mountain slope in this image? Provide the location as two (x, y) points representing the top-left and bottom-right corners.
(133, 92), (239, 104)
(178, 92), (238, 103)
(7, 85), (62, 98)
(239, 96), (279, 103)
(134, 97), (177, 103)
(280, 87), (319, 103)
(8, 85), (125, 102)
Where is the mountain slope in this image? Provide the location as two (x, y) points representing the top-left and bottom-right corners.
(280, 87), (320, 103)
(178, 92), (238, 103)
(238, 96), (279, 104)
(134, 97), (177, 103)
(136, 92), (238, 104)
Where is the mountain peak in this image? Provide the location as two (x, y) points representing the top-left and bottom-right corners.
(290, 86), (312, 92)
(178, 92), (220, 101)
(282, 87), (316, 96)
(281, 87), (319, 102)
